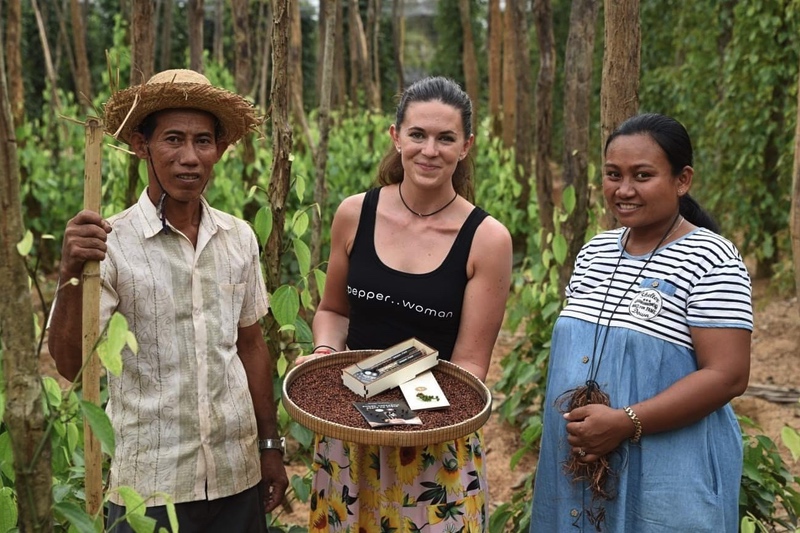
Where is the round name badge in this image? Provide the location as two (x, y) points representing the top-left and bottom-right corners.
(628, 289), (663, 320)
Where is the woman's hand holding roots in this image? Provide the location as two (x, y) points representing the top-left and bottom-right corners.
(564, 404), (632, 461)
(557, 385), (621, 501)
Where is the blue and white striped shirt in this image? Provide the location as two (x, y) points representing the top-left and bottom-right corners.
(562, 227), (753, 350)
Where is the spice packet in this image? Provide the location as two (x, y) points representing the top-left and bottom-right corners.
(400, 371), (450, 411)
(353, 400), (423, 428)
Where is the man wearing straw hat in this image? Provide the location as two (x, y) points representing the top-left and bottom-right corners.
(48, 69), (288, 532)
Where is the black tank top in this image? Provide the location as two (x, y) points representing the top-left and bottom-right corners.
(346, 187), (489, 360)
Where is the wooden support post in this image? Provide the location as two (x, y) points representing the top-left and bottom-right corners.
(82, 117), (104, 518)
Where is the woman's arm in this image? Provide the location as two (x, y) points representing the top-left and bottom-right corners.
(449, 216), (513, 381)
(565, 326), (751, 460)
(297, 195), (364, 364)
(626, 326), (751, 432)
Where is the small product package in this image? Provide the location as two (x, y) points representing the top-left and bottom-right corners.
(353, 400), (423, 428)
(399, 371), (450, 411)
(342, 338), (438, 398)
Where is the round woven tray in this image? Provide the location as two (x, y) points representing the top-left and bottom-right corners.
(282, 350), (492, 446)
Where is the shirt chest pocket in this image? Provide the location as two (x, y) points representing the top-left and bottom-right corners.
(640, 277), (678, 296)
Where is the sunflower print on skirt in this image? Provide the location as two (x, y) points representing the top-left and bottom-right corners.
(308, 430), (488, 533)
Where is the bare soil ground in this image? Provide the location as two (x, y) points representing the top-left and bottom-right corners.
(39, 280), (799, 528)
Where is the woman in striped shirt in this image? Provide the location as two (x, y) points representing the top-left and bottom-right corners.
(530, 113), (753, 532)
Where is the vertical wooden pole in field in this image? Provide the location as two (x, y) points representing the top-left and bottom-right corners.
(82, 117), (104, 517)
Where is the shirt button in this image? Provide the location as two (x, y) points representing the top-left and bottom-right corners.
(582, 356), (589, 364)
(570, 509), (579, 517)
(651, 280), (659, 288)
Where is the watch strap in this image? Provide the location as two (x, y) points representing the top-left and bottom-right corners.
(257, 437), (285, 454)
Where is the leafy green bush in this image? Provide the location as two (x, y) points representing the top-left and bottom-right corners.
(739, 416), (800, 532)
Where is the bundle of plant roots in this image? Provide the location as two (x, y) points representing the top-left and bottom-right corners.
(557, 381), (616, 501)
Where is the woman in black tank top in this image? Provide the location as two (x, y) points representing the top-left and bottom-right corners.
(296, 77), (513, 532)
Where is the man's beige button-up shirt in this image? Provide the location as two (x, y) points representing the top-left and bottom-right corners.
(101, 191), (268, 505)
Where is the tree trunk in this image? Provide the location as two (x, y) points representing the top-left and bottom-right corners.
(792, 60), (800, 310)
(316, 0), (327, 99)
(127, 0), (156, 207)
(231, 0), (259, 222)
(347, 0), (359, 103)
(310, 0), (337, 306)
(501, 0), (517, 148)
(348, 0), (376, 109)
(289, 0), (302, 84)
(511, 0), (533, 243)
(159, 0), (174, 71)
(265, 0), (293, 357)
(30, 0), (61, 111)
(188, 0), (204, 72)
(257, 1), (273, 114)
(213, 0), (224, 65)
(533, 0), (556, 244)
(600, 0), (639, 228)
(487, 0), (502, 137)
(289, 0), (310, 149)
(367, 0), (382, 111)
(129, 6), (156, 106)
(55, 0), (79, 91)
(560, 0), (600, 290)
(6, 0), (24, 126)
(0, 34), (54, 533)
(58, 4), (79, 99)
(391, 0), (405, 93)
(755, 82), (787, 279)
(333, 1), (346, 107)
(231, 0), (253, 96)
(458, 0), (479, 132)
(69, 0), (92, 109)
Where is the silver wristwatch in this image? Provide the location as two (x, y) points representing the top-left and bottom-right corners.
(257, 437), (285, 454)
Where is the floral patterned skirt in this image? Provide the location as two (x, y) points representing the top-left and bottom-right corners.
(308, 430), (489, 532)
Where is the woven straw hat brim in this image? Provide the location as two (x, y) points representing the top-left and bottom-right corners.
(104, 81), (260, 145)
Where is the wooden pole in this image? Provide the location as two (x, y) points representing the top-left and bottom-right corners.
(82, 117), (104, 518)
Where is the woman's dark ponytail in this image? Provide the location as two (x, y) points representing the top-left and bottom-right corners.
(680, 194), (719, 233)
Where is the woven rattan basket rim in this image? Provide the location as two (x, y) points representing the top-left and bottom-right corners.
(282, 350), (492, 446)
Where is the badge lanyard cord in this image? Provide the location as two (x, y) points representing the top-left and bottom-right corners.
(585, 211), (681, 396)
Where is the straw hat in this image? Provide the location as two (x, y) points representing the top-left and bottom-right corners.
(104, 69), (260, 145)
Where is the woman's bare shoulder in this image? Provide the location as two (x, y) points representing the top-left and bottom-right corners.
(330, 192), (369, 241)
(474, 215), (512, 251)
(335, 192), (367, 219)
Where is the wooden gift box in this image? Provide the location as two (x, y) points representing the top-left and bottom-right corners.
(341, 338), (438, 398)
